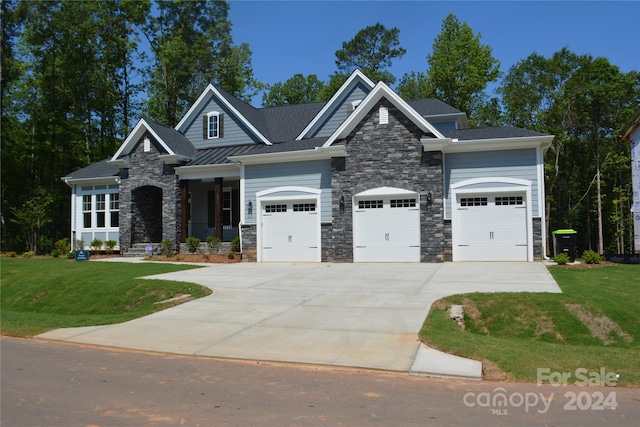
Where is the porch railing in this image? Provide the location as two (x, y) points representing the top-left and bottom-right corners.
(187, 223), (239, 242)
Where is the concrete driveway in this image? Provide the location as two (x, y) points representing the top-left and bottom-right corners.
(38, 262), (561, 374)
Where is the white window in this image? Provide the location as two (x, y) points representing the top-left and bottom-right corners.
(83, 195), (92, 228)
(265, 204), (287, 213)
(109, 193), (119, 227)
(96, 194), (106, 228)
(293, 203), (316, 212)
(204, 111), (223, 139)
(143, 137), (151, 152)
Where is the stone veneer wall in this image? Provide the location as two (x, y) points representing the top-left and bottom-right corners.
(119, 132), (181, 252)
(533, 217), (543, 260)
(240, 224), (257, 262)
(326, 99), (445, 262)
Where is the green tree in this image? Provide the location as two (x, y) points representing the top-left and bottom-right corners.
(262, 74), (325, 107)
(401, 14), (501, 124)
(143, 0), (259, 125)
(2, 0), (148, 252)
(334, 22), (405, 85)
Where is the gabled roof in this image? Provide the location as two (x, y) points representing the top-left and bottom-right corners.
(323, 82), (446, 147)
(110, 118), (194, 163)
(175, 84), (272, 145)
(296, 69), (375, 140)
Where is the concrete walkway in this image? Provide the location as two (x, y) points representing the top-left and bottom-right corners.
(38, 262), (561, 379)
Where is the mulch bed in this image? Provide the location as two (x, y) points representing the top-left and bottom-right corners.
(145, 253), (242, 264)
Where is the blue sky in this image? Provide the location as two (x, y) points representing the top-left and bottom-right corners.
(228, 1), (640, 106)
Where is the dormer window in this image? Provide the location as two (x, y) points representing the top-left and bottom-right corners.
(203, 111), (224, 139)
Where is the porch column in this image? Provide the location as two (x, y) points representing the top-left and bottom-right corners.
(180, 180), (189, 243)
(214, 178), (223, 240)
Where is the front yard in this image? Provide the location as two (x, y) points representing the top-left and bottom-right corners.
(419, 263), (640, 386)
(0, 258), (210, 337)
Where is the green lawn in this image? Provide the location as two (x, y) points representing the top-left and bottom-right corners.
(419, 264), (640, 386)
(1, 258), (211, 337)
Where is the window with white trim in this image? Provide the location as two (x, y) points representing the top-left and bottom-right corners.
(293, 203), (316, 212)
(390, 199), (416, 208)
(495, 196), (524, 206)
(265, 204), (287, 213)
(204, 111), (224, 139)
(379, 106), (389, 125)
(110, 193), (119, 227)
(358, 200), (383, 209)
(83, 195), (92, 228)
(96, 194), (106, 228)
(460, 197), (487, 207)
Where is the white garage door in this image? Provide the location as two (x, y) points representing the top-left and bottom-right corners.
(354, 197), (421, 262)
(456, 194), (528, 261)
(261, 200), (319, 262)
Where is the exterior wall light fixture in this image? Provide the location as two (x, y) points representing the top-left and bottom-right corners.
(426, 191), (433, 206)
(339, 194), (345, 215)
(247, 200), (253, 217)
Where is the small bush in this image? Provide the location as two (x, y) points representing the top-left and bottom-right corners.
(51, 250), (60, 258)
(582, 249), (602, 264)
(104, 240), (117, 254)
(186, 237), (201, 253)
(161, 239), (174, 257)
(66, 251), (75, 259)
(231, 236), (241, 253)
(55, 238), (71, 254)
(90, 239), (103, 253)
(227, 252), (235, 260)
(22, 251), (35, 258)
(206, 236), (221, 254)
(554, 253), (570, 265)
(6, 251), (17, 258)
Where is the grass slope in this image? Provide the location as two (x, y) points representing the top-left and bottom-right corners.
(1, 258), (211, 337)
(419, 264), (640, 386)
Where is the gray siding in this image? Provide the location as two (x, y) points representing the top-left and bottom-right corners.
(444, 148), (539, 217)
(309, 82), (371, 138)
(183, 95), (262, 149)
(244, 160), (332, 223)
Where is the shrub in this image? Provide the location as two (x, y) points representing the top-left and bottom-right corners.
(67, 251), (75, 259)
(161, 239), (174, 257)
(6, 251), (17, 258)
(90, 239), (103, 253)
(186, 237), (201, 253)
(51, 250), (60, 258)
(228, 252), (235, 260)
(554, 253), (570, 265)
(104, 240), (117, 254)
(582, 249), (602, 264)
(206, 236), (221, 254)
(55, 238), (71, 254)
(230, 236), (241, 253)
(22, 251), (35, 258)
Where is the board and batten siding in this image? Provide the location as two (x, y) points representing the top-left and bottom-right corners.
(308, 82), (371, 138)
(182, 94), (262, 149)
(444, 148), (540, 218)
(244, 160), (332, 224)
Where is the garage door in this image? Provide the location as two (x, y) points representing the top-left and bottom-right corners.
(354, 197), (420, 262)
(456, 194), (528, 261)
(261, 200), (319, 262)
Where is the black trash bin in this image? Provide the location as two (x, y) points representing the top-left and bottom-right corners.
(552, 229), (577, 261)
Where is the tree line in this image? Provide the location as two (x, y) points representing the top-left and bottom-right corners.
(2, 1), (638, 256)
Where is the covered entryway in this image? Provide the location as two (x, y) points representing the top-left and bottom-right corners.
(451, 178), (533, 262)
(131, 185), (163, 244)
(353, 187), (420, 262)
(257, 187), (321, 262)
